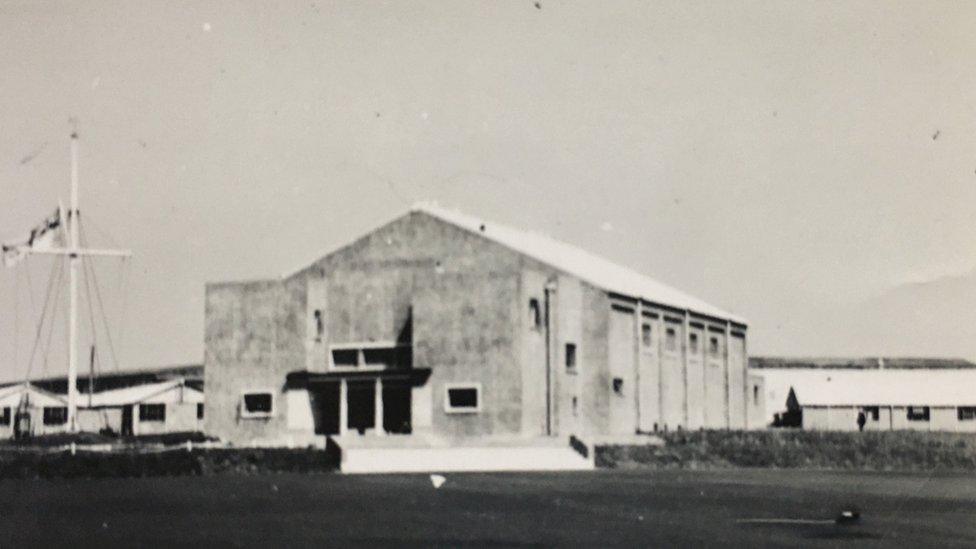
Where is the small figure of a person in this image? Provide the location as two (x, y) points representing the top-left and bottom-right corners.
(856, 410), (866, 432)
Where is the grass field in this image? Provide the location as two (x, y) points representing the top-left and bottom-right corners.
(2, 469), (974, 547)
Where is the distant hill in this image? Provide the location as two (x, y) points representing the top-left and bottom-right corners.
(750, 356), (976, 370)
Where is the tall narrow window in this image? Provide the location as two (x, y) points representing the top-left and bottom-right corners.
(0, 407), (10, 426)
(529, 298), (542, 330)
(689, 333), (699, 354)
(313, 309), (324, 342)
(565, 343), (577, 373)
(753, 385), (759, 406)
(665, 327), (677, 352)
(709, 336), (720, 357)
(641, 323), (652, 347)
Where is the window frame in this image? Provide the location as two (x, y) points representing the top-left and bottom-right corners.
(444, 383), (482, 414)
(863, 406), (880, 421)
(906, 406), (930, 422)
(240, 390), (276, 419)
(138, 403), (166, 423)
(565, 342), (578, 374)
(43, 406), (67, 426)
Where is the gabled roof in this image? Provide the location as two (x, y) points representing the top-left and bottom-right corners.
(83, 379), (202, 408)
(761, 369), (976, 407)
(412, 203), (745, 324)
(0, 383), (67, 407)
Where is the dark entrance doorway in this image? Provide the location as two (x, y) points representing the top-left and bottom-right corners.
(382, 379), (412, 434)
(346, 380), (375, 434)
(312, 382), (341, 435)
(121, 405), (134, 436)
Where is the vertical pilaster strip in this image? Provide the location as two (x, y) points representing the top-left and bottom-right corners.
(724, 321), (732, 429)
(374, 377), (384, 436)
(339, 378), (348, 436)
(683, 311), (690, 428)
(634, 300), (642, 433)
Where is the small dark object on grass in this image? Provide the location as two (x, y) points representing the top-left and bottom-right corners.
(835, 509), (861, 525)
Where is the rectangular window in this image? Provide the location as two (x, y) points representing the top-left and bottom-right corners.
(565, 343), (577, 373)
(529, 298), (542, 330)
(958, 407), (976, 421)
(331, 348), (359, 368)
(0, 407), (9, 426)
(864, 406), (880, 421)
(641, 323), (652, 347)
(139, 403), (166, 422)
(241, 392), (275, 418)
(197, 403), (205, 420)
(43, 406), (67, 425)
(445, 384), (481, 413)
(906, 406), (930, 422)
(689, 333), (699, 354)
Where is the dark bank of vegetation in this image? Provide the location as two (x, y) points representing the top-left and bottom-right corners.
(0, 441), (339, 479)
(595, 430), (976, 471)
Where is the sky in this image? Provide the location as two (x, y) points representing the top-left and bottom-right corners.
(1, 1), (975, 382)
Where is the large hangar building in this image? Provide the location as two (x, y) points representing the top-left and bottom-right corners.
(204, 204), (752, 448)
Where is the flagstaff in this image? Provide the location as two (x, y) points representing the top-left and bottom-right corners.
(2, 130), (133, 433)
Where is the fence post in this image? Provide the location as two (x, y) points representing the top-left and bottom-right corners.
(70, 442), (76, 456)
(186, 440), (193, 453)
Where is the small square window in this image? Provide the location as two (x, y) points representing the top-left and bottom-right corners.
(565, 343), (577, 373)
(43, 406), (67, 425)
(0, 406), (9, 426)
(612, 377), (624, 395)
(197, 403), (205, 420)
(445, 384), (481, 413)
(139, 403), (166, 422)
(957, 407), (975, 421)
(689, 333), (699, 354)
(529, 298), (542, 330)
(641, 323), (652, 347)
(241, 392), (275, 418)
(665, 328), (677, 352)
(906, 406), (929, 422)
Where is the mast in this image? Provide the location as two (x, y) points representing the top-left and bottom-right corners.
(68, 132), (80, 432)
(7, 129), (132, 433)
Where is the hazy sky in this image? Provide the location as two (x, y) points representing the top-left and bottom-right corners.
(2, 1), (975, 381)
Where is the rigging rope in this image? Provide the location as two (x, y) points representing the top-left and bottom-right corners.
(22, 256), (62, 384)
(39, 258), (65, 378)
(80, 220), (121, 372)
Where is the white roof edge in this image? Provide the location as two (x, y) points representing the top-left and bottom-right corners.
(411, 202), (747, 325)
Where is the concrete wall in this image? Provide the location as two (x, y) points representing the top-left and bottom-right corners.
(204, 277), (306, 445)
(746, 373), (766, 429)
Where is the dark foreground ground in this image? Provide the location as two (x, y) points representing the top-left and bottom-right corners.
(2, 469), (974, 548)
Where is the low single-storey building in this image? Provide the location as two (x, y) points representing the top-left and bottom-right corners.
(764, 369), (976, 432)
(205, 204), (754, 448)
(0, 383), (70, 439)
(79, 379), (205, 436)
